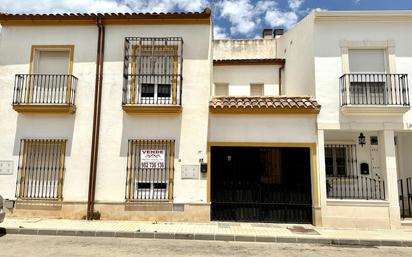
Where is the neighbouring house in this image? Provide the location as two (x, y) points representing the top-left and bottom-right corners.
(0, 8), (411, 229)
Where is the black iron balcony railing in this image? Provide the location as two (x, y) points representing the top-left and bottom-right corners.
(340, 73), (410, 106)
(326, 175), (385, 200)
(13, 74), (77, 105)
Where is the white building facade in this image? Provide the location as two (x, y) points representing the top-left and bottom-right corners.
(0, 9), (411, 229)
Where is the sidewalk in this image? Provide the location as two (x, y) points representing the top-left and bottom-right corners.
(1, 217), (412, 247)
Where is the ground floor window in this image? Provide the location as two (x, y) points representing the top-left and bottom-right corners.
(16, 139), (67, 200)
(325, 144), (356, 177)
(125, 139), (175, 201)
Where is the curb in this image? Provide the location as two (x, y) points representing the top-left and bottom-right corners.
(2, 228), (412, 247)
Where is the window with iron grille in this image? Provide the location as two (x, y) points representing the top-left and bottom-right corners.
(123, 37), (183, 106)
(16, 139), (67, 200)
(325, 144), (385, 200)
(125, 139), (175, 201)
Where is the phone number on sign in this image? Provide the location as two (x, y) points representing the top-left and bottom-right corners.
(141, 162), (165, 169)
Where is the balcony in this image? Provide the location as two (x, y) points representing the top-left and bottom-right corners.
(121, 37), (183, 114)
(339, 74), (410, 114)
(12, 74), (77, 113)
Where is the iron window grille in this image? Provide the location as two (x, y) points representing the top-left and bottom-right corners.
(13, 74), (77, 105)
(125, 139), (175, 201)
(399, 177), (412, 219)
(123, 37), (183, 106)
(15, 139), (67, 200)
(325, 144), (357, 177)
(325, 144), (385, 200)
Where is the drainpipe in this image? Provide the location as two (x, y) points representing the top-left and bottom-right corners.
(279, 63), (284, 95)
(87, 17), (105, 220)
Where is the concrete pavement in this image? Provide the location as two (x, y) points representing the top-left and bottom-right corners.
(1, 217), (412, 247)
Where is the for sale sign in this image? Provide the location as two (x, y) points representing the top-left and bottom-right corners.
(140, 149), (165, 169)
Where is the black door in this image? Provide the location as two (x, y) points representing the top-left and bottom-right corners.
(211, 146), (312, 223)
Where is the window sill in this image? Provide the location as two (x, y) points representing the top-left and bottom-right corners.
(122, 104), (182, 114)
(327, 199), (389, 207)
(13, 104), (76, 114)
(340, 105), (410, 115)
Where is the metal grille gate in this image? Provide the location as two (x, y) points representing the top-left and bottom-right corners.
(211, 147), (312, 223)
(399, 177), (412, 219)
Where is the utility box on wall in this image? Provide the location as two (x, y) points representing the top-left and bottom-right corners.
(360, 162), (370, 175)
(0, 160), (13, 175)
(200, 163), (207, 173)
(181, 165), (200, 179)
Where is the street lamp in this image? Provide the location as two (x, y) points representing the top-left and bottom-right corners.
(358, 133), (366, 147)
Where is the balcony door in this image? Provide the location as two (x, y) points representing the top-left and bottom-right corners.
(132, 45), (177, 105)
(34, 50), (70, 74)
(30, 49), (71, 103)
(348, 49), (388, 104)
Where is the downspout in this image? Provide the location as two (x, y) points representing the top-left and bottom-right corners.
(87, 17), (105, 220)
(279, 63), (284, 95)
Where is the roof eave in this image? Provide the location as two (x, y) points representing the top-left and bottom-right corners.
(0, 8), (212, 26)
(314, 9), (412, 22)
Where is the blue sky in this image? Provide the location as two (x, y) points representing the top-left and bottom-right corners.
(1, 0), (412, 39)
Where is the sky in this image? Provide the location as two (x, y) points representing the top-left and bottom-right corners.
(0, 0), (412, 39)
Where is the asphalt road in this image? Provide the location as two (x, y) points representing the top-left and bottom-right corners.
(0, 234), (411, 257)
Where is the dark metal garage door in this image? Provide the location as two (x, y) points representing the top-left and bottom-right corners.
(211, 146), (312, 223)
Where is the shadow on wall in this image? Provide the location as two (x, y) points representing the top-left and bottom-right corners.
(12, 113), (76, 156)
(119, 112), (182, 158)
(338, 110), (405, 126)
(103, 26), (211, 63)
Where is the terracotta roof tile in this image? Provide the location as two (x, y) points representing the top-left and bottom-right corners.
(0, 8), (211, 18)
(0, 8), (211, 25)
(209, 96), (321, 114)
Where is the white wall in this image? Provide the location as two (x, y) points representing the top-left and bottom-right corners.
(214, 39), (278, 60)
(0, 26), (97, 201)
(95, 24), (212, 204)
(277, 12), (315, 96)
(209, 115), (317, 143)
(213, 65), (280, 96)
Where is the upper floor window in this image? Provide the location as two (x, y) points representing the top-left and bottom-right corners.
(340, 41), (409, 107)
(348, 49), (387, 74)
(32, 48), (71, 74)
(12, 45), (77, 111)
(123, 37), (183, 106)
(250, 83), (264, 96)
(214, 83), (229, 96)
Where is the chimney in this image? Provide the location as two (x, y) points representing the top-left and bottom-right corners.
(273, 28), (284, 39)
(262, 28), (273, 39)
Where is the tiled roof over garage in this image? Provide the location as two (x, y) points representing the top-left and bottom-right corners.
(209, 96), (321, 114)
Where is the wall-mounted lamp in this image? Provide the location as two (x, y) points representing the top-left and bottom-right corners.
(358, 133), (366, 147)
